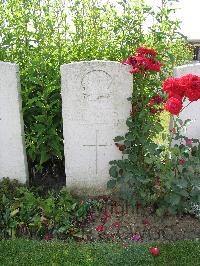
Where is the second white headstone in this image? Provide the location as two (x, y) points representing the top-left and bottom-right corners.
(61, 60), (132, 194)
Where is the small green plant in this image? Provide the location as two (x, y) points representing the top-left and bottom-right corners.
(0, 178), (95, 240)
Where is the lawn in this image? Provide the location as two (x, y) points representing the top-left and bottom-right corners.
(0, 239), (199, 266)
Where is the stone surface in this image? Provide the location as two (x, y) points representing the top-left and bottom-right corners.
(61, 60), (132, 194)
(174, 62), (200, 140)
(0, 62), (28, 182)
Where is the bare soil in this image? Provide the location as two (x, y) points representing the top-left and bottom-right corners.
(82, 198), (200, 243)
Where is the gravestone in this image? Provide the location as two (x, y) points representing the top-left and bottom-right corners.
(174, 62), (200, 139)
(61, 61), (132, 194)
(0, 62), (28, 182)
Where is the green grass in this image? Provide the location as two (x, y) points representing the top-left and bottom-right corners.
(0, 239), (199, 266)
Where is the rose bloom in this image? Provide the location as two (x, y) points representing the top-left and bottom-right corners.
(165, 97), (183, 115)
(150, 109), (158, 114)
(122, 56), (137, 66)
(122, 48), (161, 73)
(129, 67), (140, 74)
(123, 55), (145, 67)
(179, 159), (186, 165)
(162, 77), (185, 97)
(152, 95), (163, 104)
(96, 224), (104, 232)
(136, 47), (157, 57)
(185, 87), (200, 101)
(186, 139), (193, 145)
(180, 74), (200, 101)
(162, 77), (177, 94)
(149, 99), (155, 106)
(170, 94), (183, 101)
(153, 181), (159, 187)
(143, 58), (162, 72)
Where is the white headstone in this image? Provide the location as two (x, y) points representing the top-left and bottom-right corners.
(174, 62), (200, 139)
(61, 61), (132, 194)
(0, 62), (28, 182)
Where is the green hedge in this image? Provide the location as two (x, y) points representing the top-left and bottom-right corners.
(0, 0), (192, 170)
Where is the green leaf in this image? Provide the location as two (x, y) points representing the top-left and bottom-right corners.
(126, 133), (135, 141)
(169, 194), (181, 206)
(107, 179), (116, 189)
(10, 208), (19, 217)
(40, 150), (50, 165)
(109, 166), (118, 178)
(175, 179), (188, 189)
(114, 136), (124, 142)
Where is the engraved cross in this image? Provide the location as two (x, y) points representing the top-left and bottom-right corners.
(83, 130), (107, 175)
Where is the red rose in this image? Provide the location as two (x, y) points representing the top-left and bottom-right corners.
(153, 181), (159, 187)
(170, 94), (183, 101)
(183, 74), (200, 101)
(129, 67), (140, 74)
(185, 87), (200, 101)
(152, 95), (164, 104)
(179, 159), (186, 165)
(144, 58), (162, 72)
(162, 77), (185, 97)
(186, 140), (193, 145)
(165, 97), (183, 115)
(150, 109), (158, 114)
(179, 74), (200, 101)
(136, 47), (157, 57)
(96, 225), (104, 232)
(123, 55), (145, 67)
(122, 47), (161, 74)
(149, 99), (155, 106)
(122, 56), (137, 66)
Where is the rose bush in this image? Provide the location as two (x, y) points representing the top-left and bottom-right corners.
(108, 47), (200, 216)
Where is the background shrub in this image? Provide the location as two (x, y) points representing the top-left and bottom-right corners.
(0, 0), (192, 177)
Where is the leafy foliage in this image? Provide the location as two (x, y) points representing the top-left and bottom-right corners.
(0, 178), (95, 240)
(0, 0), (192, 172)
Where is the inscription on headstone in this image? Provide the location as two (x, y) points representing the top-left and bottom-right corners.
(61, 61), (132, 193)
